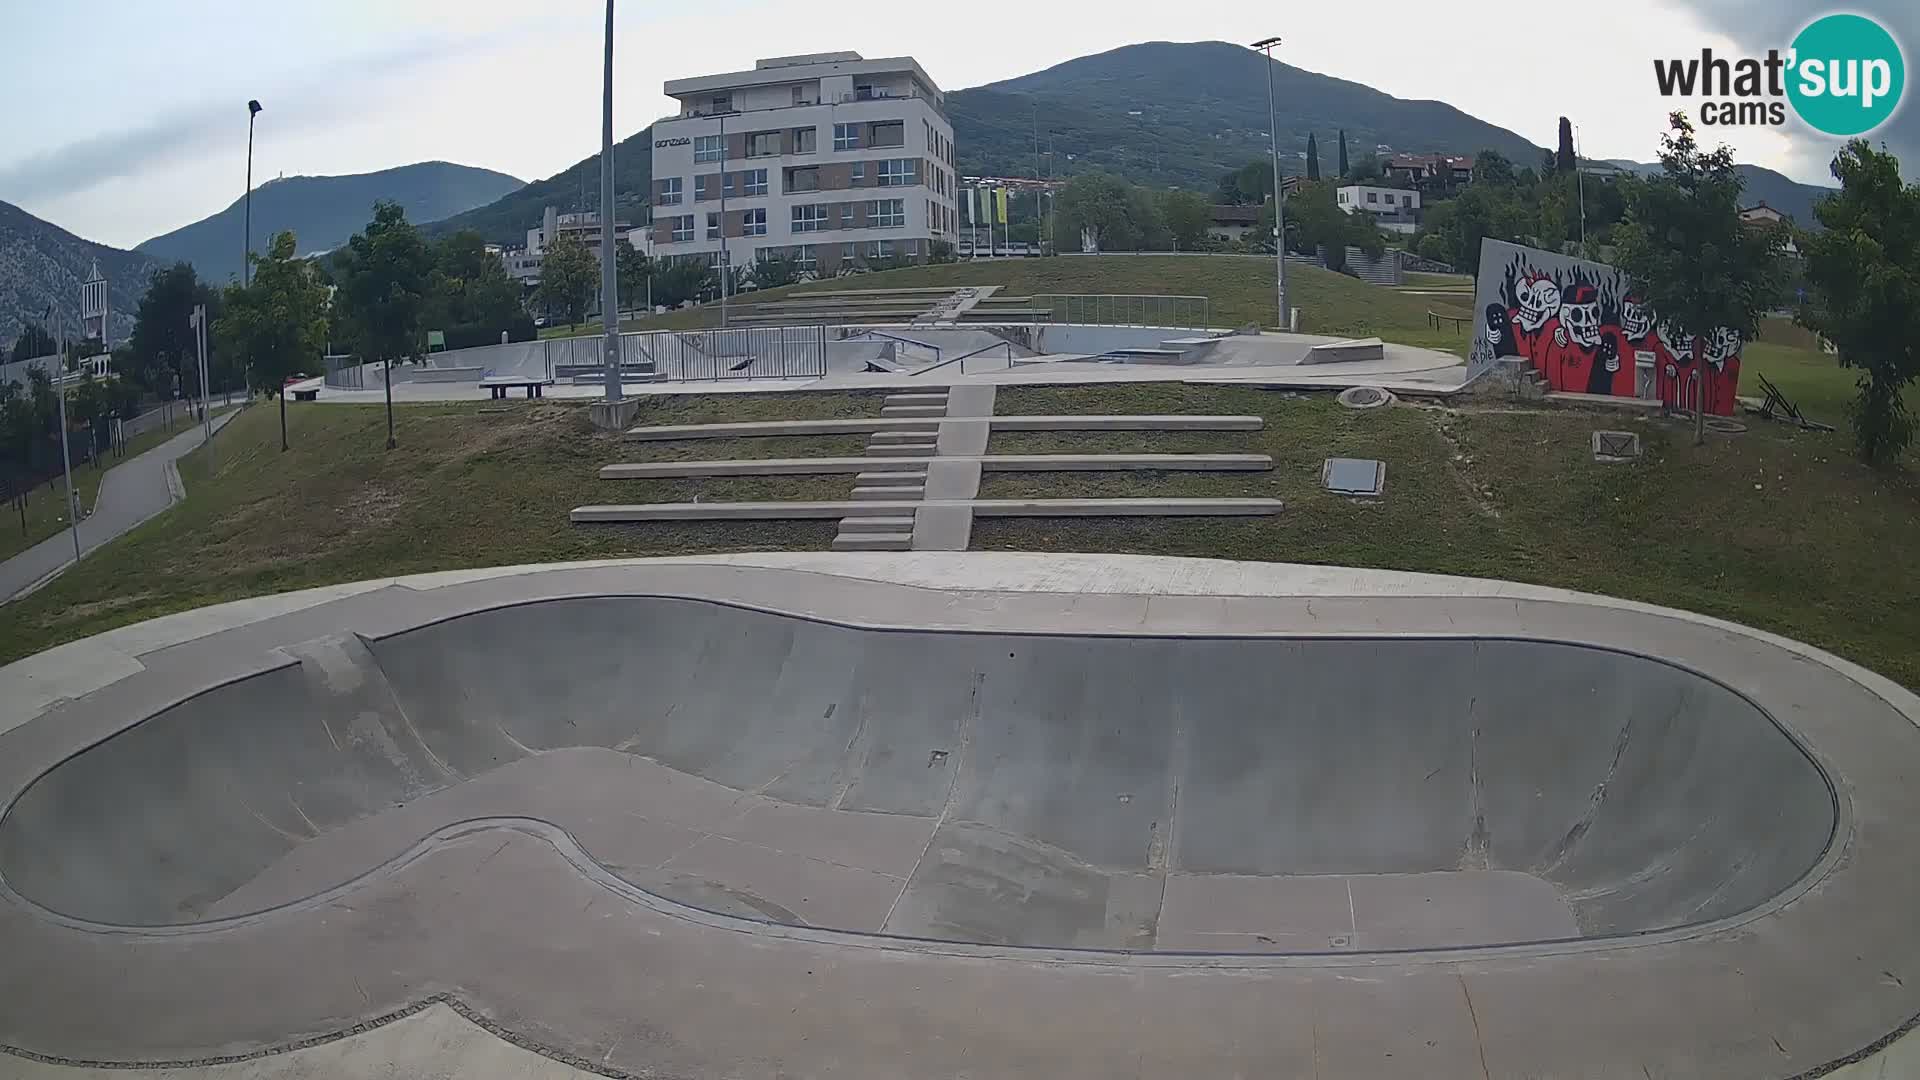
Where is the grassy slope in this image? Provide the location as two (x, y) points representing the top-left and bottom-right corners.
(0, 395), (893, 663)
(977, 385), (1920, 691)
(0, 409), (221, 563)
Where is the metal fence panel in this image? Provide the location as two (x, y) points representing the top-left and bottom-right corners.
(1035, 294), (1209, 330)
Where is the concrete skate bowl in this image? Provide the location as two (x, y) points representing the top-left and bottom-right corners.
(0, 596), (1837, 954)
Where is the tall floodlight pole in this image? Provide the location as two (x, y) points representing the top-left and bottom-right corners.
(1251, 38), (1287, 330)
(599, 0), (622, 400)
(244, 100), (262, 286)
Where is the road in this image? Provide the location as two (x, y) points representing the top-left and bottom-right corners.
(0, 410), (236, 602)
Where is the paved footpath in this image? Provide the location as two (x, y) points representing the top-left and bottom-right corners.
(0, 411), (236, 603)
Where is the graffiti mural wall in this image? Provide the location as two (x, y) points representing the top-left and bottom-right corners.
(1466, 239), (1741, 414)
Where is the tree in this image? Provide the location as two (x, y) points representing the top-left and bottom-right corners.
(10, 324), (55, 363)
(1055, 173), (1166, 252)
(1275, 181), (1385, 269)
(1798, 141), (1920, 465)
(615, 240), (652, 313)
(123, 262), (218, 400)
(1305, 134), (1321, 182)
(1159, 190), (1213, 250)
(1556, 117), (1577, 174)
(1337, 129), (1349, 178)
(334, 201), (433, 449)
(1614, 112), (1786, 445)
(535, 232), (597, 329)
(1475, 150), (1517, 188)
(749, 251), (803, 291)
(217, 231), (329, 452)
(651, 258), (714, 308)
(1216, 160), (1274, 206)
(424, 230), (525, 345)
(1349, 155), (1383, 183)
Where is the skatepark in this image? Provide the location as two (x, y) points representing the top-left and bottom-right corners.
(2, 553), (1918, 1078)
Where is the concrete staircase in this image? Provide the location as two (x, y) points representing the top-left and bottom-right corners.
(833, 389), (949, 551)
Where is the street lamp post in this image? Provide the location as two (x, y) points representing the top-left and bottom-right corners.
(45, 307), (81, 565)
(244, 100), (262, 286)
(1251, 37), (1288, 331)
(598, 0), (622, 401)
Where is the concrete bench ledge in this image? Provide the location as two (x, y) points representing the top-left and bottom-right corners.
(571, 498), (1283, 522)
(599, 454), (1272, 479)
(1545, 391), (1665, 412)
(625, 415), (1263, 440)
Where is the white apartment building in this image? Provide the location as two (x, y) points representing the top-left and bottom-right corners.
(1336, 184), (1422, 235)
(648, 52), (958, 277)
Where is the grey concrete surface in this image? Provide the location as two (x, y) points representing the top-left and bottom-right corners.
(0, 558), (1914, 1079)
(623, 414), (1261, 440)
(0, 411), (235, 603)
(600, 454), (1270, 478)
(571, 498), (1284, 522)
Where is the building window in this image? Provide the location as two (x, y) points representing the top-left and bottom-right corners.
(658, 177), (683, 205)
(869, 199), (904, 228)
(792, 204), (827, 233)
(792, 127), (817, 153)
(785, 166), (820, 193)
(838, 202), (859, 227)
(833, 123), (861, 151)
(878, 159), (912, 187)
(1402, 194), (1413, 207)
(866, 240), (892, 260)
(851, 161), (865, 184)
(743, 169), (767, 197)
(791, 86), (805, 106)
(869, 121), (904, 148)
(1366, 191), (1378, 203)
(794, 244), (817, 272)
(710, 94), (731, 113)
(741, 208), (767, 236)
(842, 242), (859, 261)
(694, 135), (723, 164)
(671, 216), (693, 242)
(706, 212), (721, 240)
(746, 131), (779, 158)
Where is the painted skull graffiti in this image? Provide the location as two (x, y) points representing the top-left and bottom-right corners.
(1703, 327), (1741, 369)
(1559, 285), (1603, 349)
(1515, 275), (1561, 332)
(1620, 294), (1654, 340)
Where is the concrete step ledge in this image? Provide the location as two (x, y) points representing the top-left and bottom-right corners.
(867, 430), (938, 444)
(990, 414), (1264, 432)
(599, 454), (1271, 480)
(601, 458), (924, 478)
(855, 470), (927, 484)
(880, 405), (948, 417)
(831, 533), (914, 551)
(883, 393), (949, 406)
(836, 516), (916, 533)
(1544, 391), (1664, 412)
(850, 486), (926, 501)
(623, 415), (1258, 440)
(572, 497), (1282, 522)
(624, 417), (940, 440)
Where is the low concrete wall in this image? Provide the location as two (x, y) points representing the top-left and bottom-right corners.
(412, 366), (484, 384)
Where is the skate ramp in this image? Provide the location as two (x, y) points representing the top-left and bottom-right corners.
(0, 597), (1834, 951)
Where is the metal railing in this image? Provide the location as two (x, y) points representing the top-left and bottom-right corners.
(1034, 294), (1210, 330)
(323, 353), (364, 389)
(912, 341), (1014, 376)
(626, 325), (828, 381)
(840, 328), (942, 366)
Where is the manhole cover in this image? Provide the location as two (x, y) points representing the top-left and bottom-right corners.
(1337, 386), (1392, 409)
(1323, 458), (1386, 496)
(1591, 430), (1641, 462)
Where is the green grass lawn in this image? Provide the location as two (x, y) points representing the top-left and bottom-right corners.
(0, 408), (220, 563)
(597, 257), (1475, 354)
(976, 384), (1920, 692)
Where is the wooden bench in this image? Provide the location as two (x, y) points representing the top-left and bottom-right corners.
(479, 376), (555, 400)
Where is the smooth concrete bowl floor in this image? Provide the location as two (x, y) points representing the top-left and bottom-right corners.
(1, 555), (1916, 1080)
(0, 597), (1834, 952)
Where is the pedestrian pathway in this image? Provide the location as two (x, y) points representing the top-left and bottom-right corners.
(0, 410), (237, 603)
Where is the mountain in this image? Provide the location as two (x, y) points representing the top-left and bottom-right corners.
(137, 161), (524, 283)
(0, 199), (164, 348)
(1600, 159), (1835, 226)
(425, 134), (653, 246)
(947, 41), (1546, 190)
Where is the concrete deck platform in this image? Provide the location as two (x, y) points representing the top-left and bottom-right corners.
(598, 454), (1273, 478)
(2, 553), (1916, 1079)
(570, 497), (1285, 521)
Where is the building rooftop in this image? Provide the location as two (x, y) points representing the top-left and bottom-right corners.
(663, 53), (941, 102)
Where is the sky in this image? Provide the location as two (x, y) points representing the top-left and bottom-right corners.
(2, 0), (1915, 249)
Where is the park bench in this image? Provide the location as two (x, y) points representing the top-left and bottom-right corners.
(479, 375), (555, 400)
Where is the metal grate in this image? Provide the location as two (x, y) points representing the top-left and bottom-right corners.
(1323, 458), (1387, 496)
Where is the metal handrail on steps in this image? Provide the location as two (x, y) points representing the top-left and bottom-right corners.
(911, 341), (1013, 376)
(841, 328), (941, 365)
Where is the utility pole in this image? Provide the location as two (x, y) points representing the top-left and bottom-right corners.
(598, 0), (622, 400)
(1252, 37), (1288, 331)
(47, 307), (81, 565)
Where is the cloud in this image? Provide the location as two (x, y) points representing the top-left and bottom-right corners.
(1662, 0), (1920, 180)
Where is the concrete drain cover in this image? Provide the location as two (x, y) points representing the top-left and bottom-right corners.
(1337, 386), (1392, 409)
(1592, 430), (1641, 462)
(1323, 458), (1386, 496)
